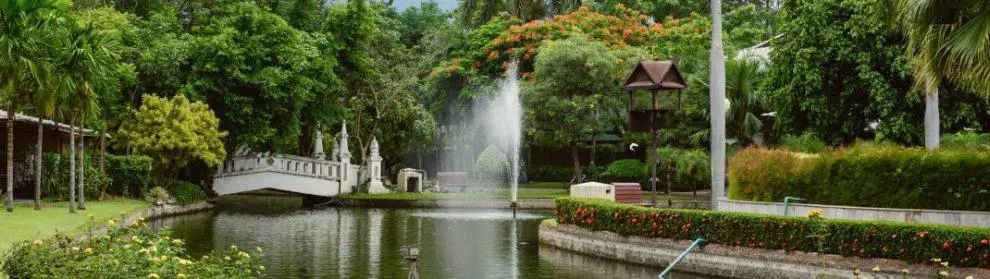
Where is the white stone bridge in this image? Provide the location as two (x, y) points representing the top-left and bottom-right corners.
(213, 124), (388, 196)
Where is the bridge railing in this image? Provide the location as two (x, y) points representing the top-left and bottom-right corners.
(218, 153), (342, 181)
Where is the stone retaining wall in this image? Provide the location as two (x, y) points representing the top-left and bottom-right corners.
(86, 201), (214, 236)
(539, 223), (990, 279)
(341, 198), (710, 210)
(718, 198), (990, 227)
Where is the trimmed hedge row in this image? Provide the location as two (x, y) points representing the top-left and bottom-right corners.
(167, 180), (208, 205)
(554, 198), (990, 267)
(727, 145), (990, 211)
(106, 154), (154, 198)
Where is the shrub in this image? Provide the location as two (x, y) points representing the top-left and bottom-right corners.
(167, 181), (207, 205)
(146, 187), (171, 204)
(41, 153), (111, 200)
(554, 198), (990, 268)
(942, 131), (990, 150)
(728, 145), (990, 211)
(643, 148), (711, 192)
(474, 145), (509, 183)
(2, 217), (263, 278)
(599, 159), (644, 184)
(778, 132), (827, 153)
(528, 164), (572, 181)
(106, 154), (154, 197)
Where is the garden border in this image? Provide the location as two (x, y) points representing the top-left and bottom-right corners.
(718, 198), (990, 228)
(539, 222), (990, 278)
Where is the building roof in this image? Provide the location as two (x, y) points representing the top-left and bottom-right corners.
(0, 110), (109, 138)
(622, 60), (688, 91)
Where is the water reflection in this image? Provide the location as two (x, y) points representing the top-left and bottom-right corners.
(151, 196), (710, 279)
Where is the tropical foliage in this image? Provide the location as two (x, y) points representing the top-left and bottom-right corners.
(2, 217), (264, 278)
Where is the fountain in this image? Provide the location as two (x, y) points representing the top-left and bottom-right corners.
(488, 61), (523, 209)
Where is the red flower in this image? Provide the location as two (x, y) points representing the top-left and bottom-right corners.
(942, 242), (951, 250)
(614, 212), (619, 218)
(967, 245), (973, 252)
(982, 239), (989, 245)
(652, 222), (657, 228)
(916, 231), (928, 238)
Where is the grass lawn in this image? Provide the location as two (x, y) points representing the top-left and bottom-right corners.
(0, 198), (148, 253)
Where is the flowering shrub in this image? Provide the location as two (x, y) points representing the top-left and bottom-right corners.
(555, 198), (990, 268)
(2, 217), (264, 278)
(727, 145), (990, 211)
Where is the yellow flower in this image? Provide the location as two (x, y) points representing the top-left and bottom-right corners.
(177, 258), (192, 265)
(871, 266), (880, 272)
(138, 248), (149, 254)
(87, 213), (95, 220)
(932, 258), (942, 263)
(259, 265), (265, 271)
(941, 262), (949, 267)
(238, 251), (251, 259)
(172, 239), (183, 245)
(965, 276), (974, 279)
(806, 209), (824, 219)
(32, 239), (43, 246)
(202, 255), (210, 260)
(84, 248), (93, 254)
(159, 255), (167, 261)
(901, 269), (909, 274)
(852, 268), (861, 276)
(148, 274), (160, 279)
(939, 271), (949, 277)
(131, 236), (144, 244)
(107, 220), (117, 227)
(256, 247), (263, 253)
(230, 245), (238, 251)
(177, 274), (187, 279)
(70, 247), (80, 253)
(223, 256), (231, 261)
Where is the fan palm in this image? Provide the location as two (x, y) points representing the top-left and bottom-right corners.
(890, 0), (990, 150)
(724, 57), (767, 145)
(0, 0), (64, 211)
(51, 20), (116, 212)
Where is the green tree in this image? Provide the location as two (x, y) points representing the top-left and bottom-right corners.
(0, 0), (65, 211)
(116, 95), (226, 184)
(456, 0), (580, 27)
(766, 0), (921, 145)
(890, 0), (990, 150)
(526, 35), (624, 182)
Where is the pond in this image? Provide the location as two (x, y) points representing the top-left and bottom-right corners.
(150, 196), (713, 279)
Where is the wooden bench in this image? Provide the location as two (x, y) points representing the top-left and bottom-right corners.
(611, 183), (642, 204)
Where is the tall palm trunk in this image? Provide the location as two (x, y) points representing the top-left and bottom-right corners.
(7, 109), (15, 212)
(35, 119), (42, 210)
(68, 116), (76, 213)
(709, 0), (727, 209)
(925, 89), (940, 150)
(78, 118), (86, 210)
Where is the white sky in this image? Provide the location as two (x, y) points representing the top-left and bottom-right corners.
(390, 0), (457, 11)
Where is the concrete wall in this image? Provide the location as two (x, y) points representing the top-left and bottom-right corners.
(719, 198), (990, 228)
(539, 223), (990, 279)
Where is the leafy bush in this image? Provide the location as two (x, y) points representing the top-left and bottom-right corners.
(41, 153), (111, 200)
(599, 159), (644, 184)
(778, 132), (827, 153)
(528, 164), (572, 181)
(146, 187), (171, 204)
(728, 145), (990, 211)
(168, 181), (207, 205)
(642, 148), (711, 192)
(474, 145), (509, 182)
(2, 217), (263, 278)
(942, 131), (990, 150)
(554, 198), (990, 268)
(106, 154), (154, 197)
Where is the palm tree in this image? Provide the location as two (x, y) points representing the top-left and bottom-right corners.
(724, 57), (767, 146)
(0, 0), (63, 212)
(891, 1), (990, 150)
(52, 20), (115, 212)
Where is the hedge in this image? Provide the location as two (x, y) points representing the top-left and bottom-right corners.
(554, 198), (990, 267)
(41, 153), (111, 200)
(106, 154), (154, 198)
(528, 164), (573, 181)
(167, 180), (207, 205)
(727, 145), (990, 211)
